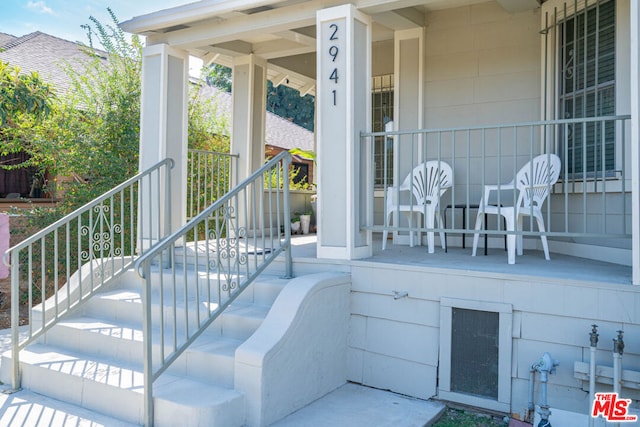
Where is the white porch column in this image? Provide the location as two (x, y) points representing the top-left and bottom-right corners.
(631, 2), (640, 285)
(138, 44), (188, 249)
(231, 54), (267, 184)
(231, 55), (267, 233)
(391, 27), (424, 246)
(316, 5), (372, 260)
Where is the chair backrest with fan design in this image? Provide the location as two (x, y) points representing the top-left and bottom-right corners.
(515, 154), (561, 213)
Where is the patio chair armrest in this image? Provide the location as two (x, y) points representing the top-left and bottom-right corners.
(483, 182), (516, 193)
(480, 182), (516, 210)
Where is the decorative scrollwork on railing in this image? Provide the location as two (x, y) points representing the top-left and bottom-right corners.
(202, 203), (250, 297)
(80, 204), (123, 262)
(221, 277), (238, 293)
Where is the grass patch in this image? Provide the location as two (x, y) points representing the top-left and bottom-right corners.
(433, 407), (507, 427)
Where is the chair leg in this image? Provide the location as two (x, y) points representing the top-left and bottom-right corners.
(382, 213), (391, 250)
(534, 213), (551, 261)
(425, 212), (435, 254)
(471, 211), (484, 257)
(505, 216), (516, 264)
(507, 234), (517, 264)
(436, 211), (446, 250)
(516, 216), (524, 256)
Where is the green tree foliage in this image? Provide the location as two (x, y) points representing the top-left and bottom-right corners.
(0, 8), (229, 216)
(52, 8), (143, 209)
(54, 9), (230, 210)
(0, 62), (53, 126)
(203, 64), (315, 131)
(189, 81), (230, 152)
(0, 61), (56, 186)
(204, 64), (232, 93)
(266, 80), (314, 132)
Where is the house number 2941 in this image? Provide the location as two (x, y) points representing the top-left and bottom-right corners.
(328, 23), (339, 106)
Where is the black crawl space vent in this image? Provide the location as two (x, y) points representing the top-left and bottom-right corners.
(450, 307), (499, 399)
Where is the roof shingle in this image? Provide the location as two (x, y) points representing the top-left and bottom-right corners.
(0, 31), (98, 95)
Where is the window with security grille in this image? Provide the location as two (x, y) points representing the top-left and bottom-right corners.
(558, 0), (615, 176)
(372, 74), (393, 187)
(450, 308), (499, 399)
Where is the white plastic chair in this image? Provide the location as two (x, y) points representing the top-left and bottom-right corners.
(471, 154), (561, 264)
(382, 161), (453, 253)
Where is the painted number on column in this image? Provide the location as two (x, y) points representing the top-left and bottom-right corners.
(329, 23), (339, 106)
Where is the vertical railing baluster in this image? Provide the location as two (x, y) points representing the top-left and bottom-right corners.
(601, 119), (607, 233)
(66, 222), (71, 311)
(28, 245), (32, 337)
(171, 242), (177, 353)
(142, 259), (154, 427)
(283, 156), (293, 278)
(89, 208), (94, 293)
(622, 119), (627, 235)
(40, 237), (45, 329)
(11, 256), (19, 390)
(159, 250), (165, 363)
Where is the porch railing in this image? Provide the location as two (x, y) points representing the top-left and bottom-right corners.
(134, 151), (293, 426)
(1, 158), (174, 391)
(362, 115), (631, 246)
(187, 149), (239, 220)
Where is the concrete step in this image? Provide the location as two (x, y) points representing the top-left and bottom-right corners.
(82, 285), (272, 341)
(42, 316), (241, 387)
(103, 267), (290, 305)
(3, 343), (245, 426)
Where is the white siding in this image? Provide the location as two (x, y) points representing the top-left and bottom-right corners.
(424, 2), (541, 128)
(347, 262), (640, 416)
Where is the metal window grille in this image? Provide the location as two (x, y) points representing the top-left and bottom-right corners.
(372, 74), (394, 186)
(450, 308), (499, 400)
(552, 0), (616, 176)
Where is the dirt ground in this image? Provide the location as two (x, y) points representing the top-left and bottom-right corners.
(0, 278), (29, 330)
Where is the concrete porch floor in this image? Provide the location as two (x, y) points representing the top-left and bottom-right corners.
(288, 234), (632, 286)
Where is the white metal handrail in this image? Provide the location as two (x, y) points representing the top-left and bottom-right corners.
(134, 151), (293, 426)
(2, 158), (174, 391)
(363, 115), (632, 243)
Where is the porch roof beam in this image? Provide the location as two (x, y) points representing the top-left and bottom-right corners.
(201, 37), (314, 61)
(372, 8), (424, 30)
(145, 1), (329, 49)
(272, 73), (289, 87)
(253, 39), (315, 59)
(358, 0), (438, 15)
(120, 0), (290, 35)
(273, 29), (316, 47)
(209, 41), (253, 57)
(130, 0), (438, 49)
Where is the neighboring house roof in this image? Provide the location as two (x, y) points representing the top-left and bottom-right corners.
(0, 32), (16, 47)
(196, 84), (315, 153)
(0, 30), (314, 153)
(0, 31), (101, 95)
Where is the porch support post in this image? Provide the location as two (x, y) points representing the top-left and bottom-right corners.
(316, 5), (372, 260)
(631, 2), (640, 285)
(138, 44), (188, 250)
(231, 54), (267, 233)
(392, 27), (424, 246)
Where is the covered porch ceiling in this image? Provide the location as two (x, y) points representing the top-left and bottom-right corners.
(120, 0), (541, 96)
